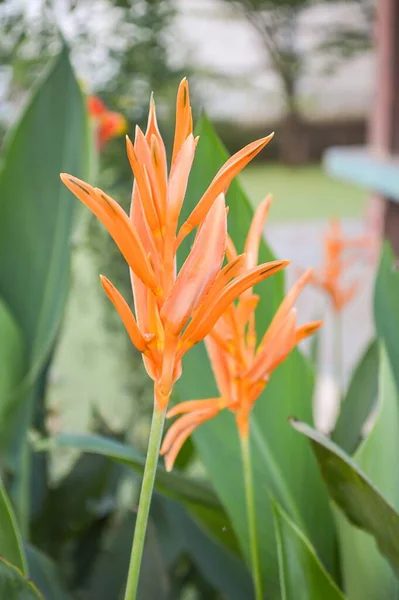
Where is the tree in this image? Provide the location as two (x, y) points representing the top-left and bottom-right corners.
(222, 0), (373, 164)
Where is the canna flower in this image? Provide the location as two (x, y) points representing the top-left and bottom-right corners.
(161, 197), (322, 471)
(88, 95), (128, 150)
(62, 79), (287, 411)
(308, 219), (372, 312)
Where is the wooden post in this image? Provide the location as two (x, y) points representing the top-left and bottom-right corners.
(370, 0), (399, 254)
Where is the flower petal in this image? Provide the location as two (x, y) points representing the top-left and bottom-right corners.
(61, 174), (159, 292)
(172, 78), (192, 164)
(295, 320), (323, 344)
(176, 133), (274, 245)
(183, 260), (289, 345)
(256, 269), (312, 355)
(244, 195), (272, 270)
(167, 398), (222, 418)
(126, 135), (161, 235)
(100, 275), (151, 353)
(161, 194), (227, 335)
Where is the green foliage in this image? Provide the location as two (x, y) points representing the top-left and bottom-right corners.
(0, 480), (27, 574)
(37, 432), (242, 558)
(174, 115), (337, 594)
(332, 339), (379, 454)
(273, 501), (345, 600)
(0, 46), (89, 532)
(374, 243), (399, 390)
(291, 346), (399, 589)
(0, 557), (43, 600)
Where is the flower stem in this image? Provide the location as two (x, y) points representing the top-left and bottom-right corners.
(124, 403), (166, 600)
(240, 432), (263, 600)
(333, 309), (343, 399)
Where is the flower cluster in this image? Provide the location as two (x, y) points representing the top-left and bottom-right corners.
(161, 197), (322, 470)
(309, 219), (372, 312)
(88, 95), (127, 150)
(62, 80), (285, 410)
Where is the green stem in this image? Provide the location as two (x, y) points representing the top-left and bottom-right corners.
(124, 403), (166, 600)
(333, 309), (343, 398)
(240, 432), (263, 600)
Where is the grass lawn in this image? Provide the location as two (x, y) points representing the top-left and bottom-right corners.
(239, 163), (367, 221)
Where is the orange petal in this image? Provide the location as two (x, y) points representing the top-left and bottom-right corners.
(145, 94), (167, 179)
(162, 422), (197, 471)
(244, 195), (272, 270)
(256, 269), (312, 354)
(135, 126), (165, 224)
(100, 276), (150, 353)
(61, 174), (159, 292)
(87, 95), (106, 117)
(126, 136), (161, 235)
(176, 133), (274, 246)
(204, 335), (234, 403)
(166, 134), (196, 225)
(248, 309), (297, 383)
(172, 78), (192, 164)
(184, 254), (245, 344)
(161, 194), (227, 335)
(183, 260), (289, 345)
(167, 398), (221, 418)
(295, 320), (323, 344)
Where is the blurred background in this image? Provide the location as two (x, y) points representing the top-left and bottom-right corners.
(0, 0), (379, 442)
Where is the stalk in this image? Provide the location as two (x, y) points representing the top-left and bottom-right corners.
(333, 309), (343, 398)
(124, 403), (166, 600)
(240, 432), (263, 600)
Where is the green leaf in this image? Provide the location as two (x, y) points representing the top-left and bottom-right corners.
(273, 501), (345, 600)
(0, 46), (89, 526)
(291, 347), (399, 597)
(335, 344), (399, 599)
(374, 243), (399, 390)
(0, 479), (27, 574)
(0, 557), (43, 599)
(0, 298), (26, 444)
(332, 339), (379, 454)
(159, 497), (253, 600)
(37, 433), (241, 556)
(25, 545), (69, 600)
(174, 115), (336, 593)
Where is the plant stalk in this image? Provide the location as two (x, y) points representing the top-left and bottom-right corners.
(333, 309), (343, 399)
(124, 403), (166, 600)
(240, 432), (263, 600)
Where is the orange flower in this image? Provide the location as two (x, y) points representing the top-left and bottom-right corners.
(309, 219), (371, 312)
(161, 198), (321, 470)
(88, 95), (127, 150)
(62, 79), (287, 410)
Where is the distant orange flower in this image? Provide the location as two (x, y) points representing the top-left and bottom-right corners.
(62, 80), (286, 410)
(161, 197), (321, 470)
(309, 220), (371, 312)
(88, 95), (127, 150)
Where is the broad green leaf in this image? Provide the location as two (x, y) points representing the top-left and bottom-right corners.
(37, 433), (241, 556)
(0, 46), (89, 526)
(291, 348), (399, 596)
(25, 545), (69, 600)
(336, 345), (399, 599)
(160, 497), (253, 600)
(0, 299), (26, 445)
(374, 244), (399, 390)
(174, 116), (336, 593)
(0, 479), (26, 574)
(0, 557), (43, 599)
(273, 501), (345, 600)
(332, 339), (379, 454)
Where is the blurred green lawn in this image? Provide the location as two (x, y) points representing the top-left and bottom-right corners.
(239, 164), (367, 221)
